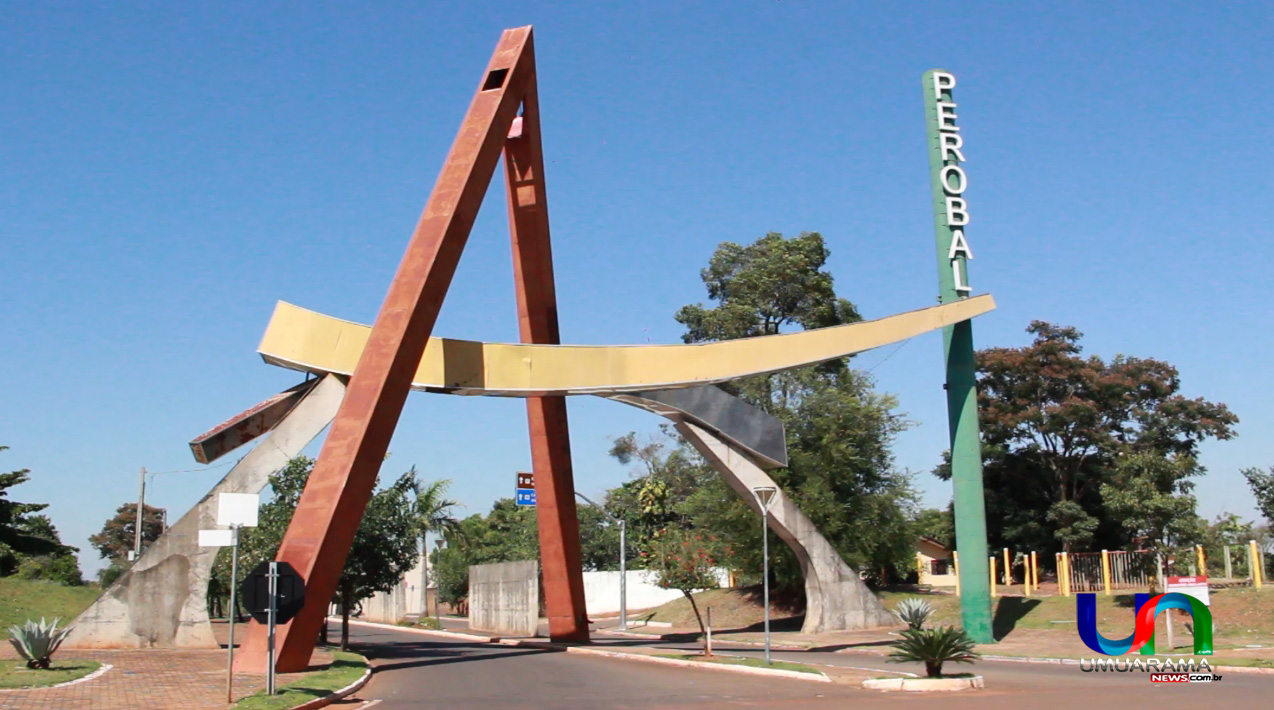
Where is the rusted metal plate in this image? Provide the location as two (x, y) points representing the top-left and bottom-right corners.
(187, 379), (320, 464)
(236, 26), (539, 673)
(503, 64), (589, 642)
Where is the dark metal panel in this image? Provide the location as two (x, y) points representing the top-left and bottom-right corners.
(607, 385), (788, 469)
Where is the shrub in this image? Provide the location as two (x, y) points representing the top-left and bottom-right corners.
(892, 597), (933, 630)
(8, 617), (73, 669)
(16, 555), (84, 586)
(888, 625), (979, 678)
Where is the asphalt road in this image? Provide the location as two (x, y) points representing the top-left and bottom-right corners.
(346, 623), (1274, 710)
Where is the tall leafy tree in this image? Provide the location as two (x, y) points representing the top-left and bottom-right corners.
(210, 457), (420, 649)
(89, 503), (165, 562)
(406, 472), (461, 617)
(949, 321), (1237, 556)
(665, 232), (917, 590)
(0, 447), (71, 575)
(1243, 466), (1274, 524)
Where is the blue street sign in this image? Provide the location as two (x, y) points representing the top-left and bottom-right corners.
(515, 488), (537, 506)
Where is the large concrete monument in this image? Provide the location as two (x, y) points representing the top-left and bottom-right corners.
(68, 26), (995, 671)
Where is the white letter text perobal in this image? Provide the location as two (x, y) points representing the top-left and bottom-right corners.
(940, 132), (966, 162)
(940, 165), (968, 194)
(936, 101), (959, 130)
(945, 196), (969, 226)
(952, 258), (971, 292)
(932, 71), (956, 101)
(948, 230), (974, 260)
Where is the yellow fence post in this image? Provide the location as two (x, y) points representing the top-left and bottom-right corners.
(1101, 549), (1112, 595)
(953, 551), (961, 596)
(1024, 551), (1032, 597)
(990, 556), (998, 598)
(1003, 548), (1012, 587)
(1195, 545), (1206, 577)
(1031, 551), (1039, 593)
(1252, 540), (1264, 589)
(1062, 551), (1071, 596)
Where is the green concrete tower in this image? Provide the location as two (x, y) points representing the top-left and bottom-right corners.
(922, 69), (993, 643)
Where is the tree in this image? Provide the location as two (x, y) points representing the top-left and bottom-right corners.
(429, 499), (539, 609)
(663, 232), (917, 590)
(406, 472), (461, 617)
(334, 472), (419, 648)
(950, 321), (1237, 557)
(914, 508), (955, 550)
(675, 232), (859, 343)
(1243, 467), (1274, 524)
(13, 515), (83, 586)
(0, 447), (71, 575)
(651, 529), (723, 654)
(209, 457), (420, 649)
(89, 503), (165, 562)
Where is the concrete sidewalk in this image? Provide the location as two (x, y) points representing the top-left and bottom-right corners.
(0, 621), (336, 710)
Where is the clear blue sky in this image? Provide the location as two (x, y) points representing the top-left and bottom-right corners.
(2, 2), (1269, 576)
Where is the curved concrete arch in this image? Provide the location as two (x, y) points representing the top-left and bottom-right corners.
(609, 388), (894, 632)
(256, 295), (994, 396)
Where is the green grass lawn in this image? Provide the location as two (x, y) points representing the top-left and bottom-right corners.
(879, 587), (1274, 641)
(0, 660), (101, 689)
(656, 653), (822, 675)
(0, 578), (100, 632)
(233, 650), (368, 710)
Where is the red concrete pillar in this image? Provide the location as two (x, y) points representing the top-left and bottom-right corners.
(236, 27), (537, 673)
(503, 63), (590, 642)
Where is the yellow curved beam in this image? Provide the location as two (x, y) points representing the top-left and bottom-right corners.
(258, 294), (995, 396)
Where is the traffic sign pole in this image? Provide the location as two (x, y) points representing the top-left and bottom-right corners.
(267, 561), (278, 695)
(227, 525), (240, 703)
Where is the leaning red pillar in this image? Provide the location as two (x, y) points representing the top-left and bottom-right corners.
(502, 59), (590, 642)
(235, 27), (538, 673)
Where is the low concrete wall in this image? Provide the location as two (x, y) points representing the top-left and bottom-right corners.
(583, 569), (729, 616)
(361, 581), (407, 624)
(469, 560), (538, 636)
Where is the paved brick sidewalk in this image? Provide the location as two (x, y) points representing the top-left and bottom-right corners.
(0, 622), (336, 710)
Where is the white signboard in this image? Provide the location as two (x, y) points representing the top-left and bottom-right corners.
(1166, 575), (1210, 605)
(198, 529), (235, 547)
(217, 492), (260, 527)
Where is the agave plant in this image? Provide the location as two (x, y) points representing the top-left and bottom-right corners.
(888, 625), (979, 678)
(9, 617), (73, 669)
(892, 597), (933, 630)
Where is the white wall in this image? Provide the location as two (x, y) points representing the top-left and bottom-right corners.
(583, 568), (730, 616)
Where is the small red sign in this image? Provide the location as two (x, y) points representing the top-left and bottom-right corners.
(1166, 576), (1208, 586)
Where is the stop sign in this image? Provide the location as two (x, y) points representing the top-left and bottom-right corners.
(241, 561), (306, 625)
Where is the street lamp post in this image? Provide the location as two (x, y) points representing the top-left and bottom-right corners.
(575, 491), (627, 631)
(750, 486), (778, 665)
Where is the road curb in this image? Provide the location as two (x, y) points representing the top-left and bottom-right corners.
(598, 629), (807, 651)
(336, 618), (497, 644)
(547, 645), (830, 682)
(0, 662), (114, 692)
(287, 657), (372, 710)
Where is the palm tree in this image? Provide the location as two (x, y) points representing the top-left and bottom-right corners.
(406, 469), (462, 619)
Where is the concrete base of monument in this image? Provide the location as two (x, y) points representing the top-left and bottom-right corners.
(862, 674), (983, 692)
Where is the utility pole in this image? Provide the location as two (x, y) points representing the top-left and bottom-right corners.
(750, 486), (777, 664)
(133, 467), (147, 560)
(574, 491), (626, 630)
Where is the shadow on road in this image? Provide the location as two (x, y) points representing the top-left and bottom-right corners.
(350, 639), (556, 674)
(993, 597), (1041, 640)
